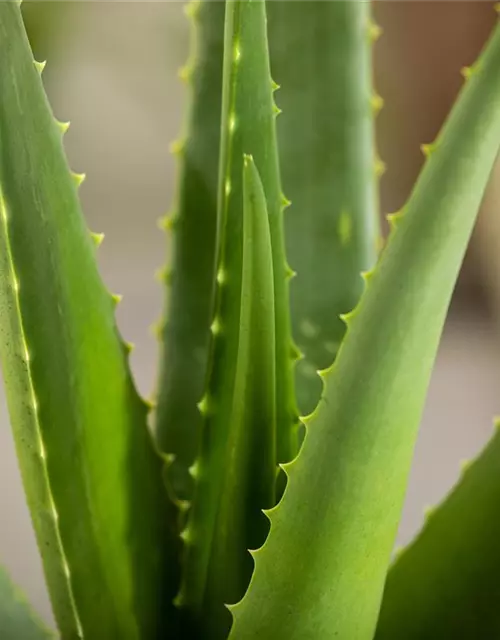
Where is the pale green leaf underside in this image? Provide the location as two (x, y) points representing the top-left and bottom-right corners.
(0, 566), (53, 640)
(230, 21), (500, 640)
(0, 4), (179, 637)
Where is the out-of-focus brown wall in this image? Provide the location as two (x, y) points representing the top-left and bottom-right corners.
(375, 1), (497, 310)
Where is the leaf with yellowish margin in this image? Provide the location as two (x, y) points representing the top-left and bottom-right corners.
(0, 3), (179, 637)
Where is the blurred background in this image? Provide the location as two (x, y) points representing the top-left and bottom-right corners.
(1, 0), (500, 628)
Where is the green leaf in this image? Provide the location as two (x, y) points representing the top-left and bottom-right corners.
(0, 4), (179, 637)
(155, 0), (225, 500)
(268, 0), (380, 415)
(178, 154), (276, 640)
(229, 22), (500, 640)
(174, 0), (296, 638)
(375, 422), (500, 639)
(0, 566), (53, 639)
(215, 0), (298, 470)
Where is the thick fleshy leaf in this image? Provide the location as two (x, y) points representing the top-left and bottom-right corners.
(175, 0), (284, 634)
(229, 21), (500, 640)
(268, 0), (380, 415)
(178, 156), (276, 638)
(155, 0), (225, 500)
(376, 422), (500, 638)
(0, 4), (179, 637)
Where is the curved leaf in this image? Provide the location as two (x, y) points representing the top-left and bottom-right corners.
(0, 4), (179, 637)
(376, 422), (500, 639)
(229, 21), (500, 640)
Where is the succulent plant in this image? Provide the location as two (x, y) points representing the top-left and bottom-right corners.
(2, 1), (500, 639)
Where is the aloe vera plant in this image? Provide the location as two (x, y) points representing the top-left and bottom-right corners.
(2, 1), (500, 639)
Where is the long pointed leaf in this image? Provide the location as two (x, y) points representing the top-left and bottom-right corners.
(178, 156), (276, 637)
(268, 0), (380, 415)
(375, 422), (500, 638)
(203, 0), (297, 469)
(0, 566), (53, 639)
(229, 22), (500, 640)
(178, 0), (295, 638)
(176, 0), (282, 632)
(0, 4), (179, 637)
(155, 0), (225, 500)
